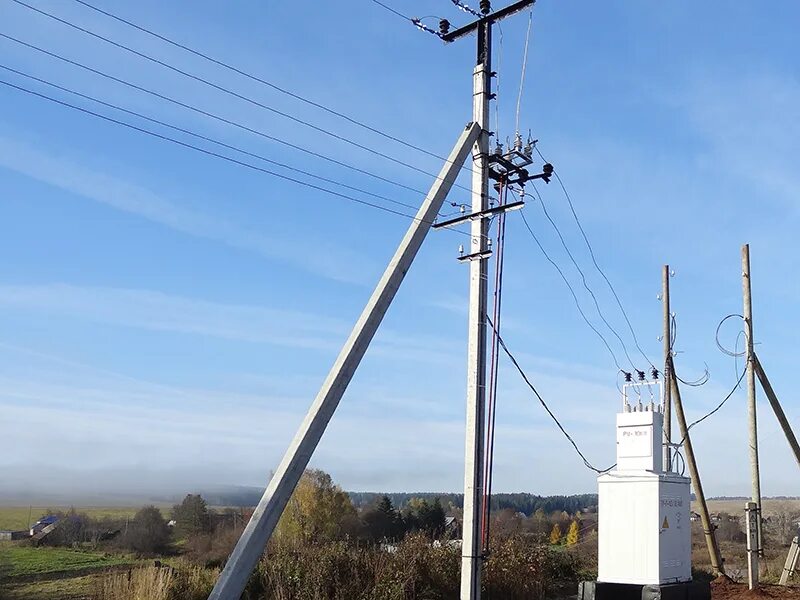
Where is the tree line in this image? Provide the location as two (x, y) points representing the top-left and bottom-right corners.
(349, 492), (597, 516)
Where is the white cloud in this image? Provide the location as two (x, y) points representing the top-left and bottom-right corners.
(0, 135), (373, 284)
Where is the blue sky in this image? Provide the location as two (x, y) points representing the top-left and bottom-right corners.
(1, 0), (799, 499)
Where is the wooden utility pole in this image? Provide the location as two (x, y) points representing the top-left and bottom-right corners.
(662, 265), (672, 469)
(669, 358), (725, 576)
(742, 244), (763, 559)
(754, 355), (800, 471)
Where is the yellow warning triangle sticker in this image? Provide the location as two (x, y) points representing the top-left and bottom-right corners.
(662, 517), (670, 529)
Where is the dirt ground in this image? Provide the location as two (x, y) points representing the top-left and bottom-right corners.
(711, 576), (800, 599)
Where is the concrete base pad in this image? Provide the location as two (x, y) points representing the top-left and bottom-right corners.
(578, 581), (711, 600)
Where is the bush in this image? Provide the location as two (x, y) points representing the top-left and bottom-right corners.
(119, 506), (171, 554)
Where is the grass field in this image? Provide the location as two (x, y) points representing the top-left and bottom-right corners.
(0, 543), (134, 579)
(0, 506), (165, 531)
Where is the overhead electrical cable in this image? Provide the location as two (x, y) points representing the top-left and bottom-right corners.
(0, 63), (423, 213)
(535, 145), (655, 370)
(9, 0), (471, 192)
(482, 180), (509, 552)
(0, 32), (440, 201)
(514, 6), (533, 136)
(673, 366), (747, 449)
(488, 316), (616, 475)
(70, 0), (462, 168)
(530, 183), (640, 373)
(516, 203), (622, 370)
(0, 77), (475, 236)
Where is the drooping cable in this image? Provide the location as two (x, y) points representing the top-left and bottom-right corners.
(515, 197), (622, 370)
(10, 0), (471, 192)
(530, 182), (640, 374)
(0, 77), (477, 236)
(0, 63), (425, 213)
(673, 364), (747, 449)
(535, 146), (655, 370)
(482, 180), (508, 552)
(715, 313), (746, 357)
(64, 0), (457, 165)
(0, 32), (443, 201)
(488, 317), (616, 474)
(514, 7), (533, 136)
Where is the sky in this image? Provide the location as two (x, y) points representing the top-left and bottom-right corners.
(0, 0), (799, 501)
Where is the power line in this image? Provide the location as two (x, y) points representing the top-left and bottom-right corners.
(0, 77), (474, 235)
(674, 366), (747, 449)
(0, 32), (440, 201)
(530, 182), (640, 373)
(516, 202), (622, 370)
(488, 316), (615, 475)
(70, 0), (458, 167)
(0, 62), (422, 213)
(369, 0), (415, 21)
(535, 145), (655, 369)
(10, 0), (470, 191)
(369, 0), (444, 37)
(514, 6), (533, 136)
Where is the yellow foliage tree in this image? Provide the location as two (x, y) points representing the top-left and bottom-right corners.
(566, 520), (579, 546)
(277, 469), (357, 544)
(549, 523), (562, 545)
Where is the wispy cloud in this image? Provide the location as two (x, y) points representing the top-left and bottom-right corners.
(0, 135), (373, 284)
(0, 283), (346, 350)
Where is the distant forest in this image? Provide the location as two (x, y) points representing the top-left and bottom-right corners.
(348, 492), (598, 516)
(182, 487), (598, 516)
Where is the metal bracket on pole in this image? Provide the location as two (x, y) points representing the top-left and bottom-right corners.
(207, 121), (482, 600)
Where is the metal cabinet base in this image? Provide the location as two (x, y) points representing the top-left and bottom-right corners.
(578, 581), (711, 600)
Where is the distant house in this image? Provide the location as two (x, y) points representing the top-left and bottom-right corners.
(690, 512), (701, 522)
(29, 515), (59, 537)
(444, 516), (461, 538)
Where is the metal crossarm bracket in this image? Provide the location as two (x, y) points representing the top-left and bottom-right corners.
(433, 199), (524, 229)
(441, 0), (535, 42)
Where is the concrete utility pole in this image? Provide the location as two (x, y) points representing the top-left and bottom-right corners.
(662, 265), (672, 470)
(742, 243), (763, 558)
(207, 122), (481, 600)
(440, 3), (534, 598)
(669, 359), (725, 576)
(754, 355), (800, 470)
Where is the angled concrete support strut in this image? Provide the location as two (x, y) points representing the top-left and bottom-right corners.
(208, 121), (482, 600)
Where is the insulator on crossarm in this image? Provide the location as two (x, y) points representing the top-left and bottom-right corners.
(651, 368), (659, 380)
(513, 132), (523, 152)
(439, 19), (450, 36)
(637, 370), (646, 381)
(480, 0), (491, 15)
(494, 142), (503, 156)
(623, 371), (632, 383)
(542, 163), (554, 177)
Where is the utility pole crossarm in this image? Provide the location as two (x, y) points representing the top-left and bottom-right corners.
(207, 121), (481, 600)
(441, 0), (535, 42)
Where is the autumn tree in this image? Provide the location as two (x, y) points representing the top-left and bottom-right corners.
(549, 523), (562, 545)
(566, 520), (579, 546)
(277, 469), (358, 544)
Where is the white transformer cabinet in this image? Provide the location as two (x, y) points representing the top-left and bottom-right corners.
(597, 389), (692, 586)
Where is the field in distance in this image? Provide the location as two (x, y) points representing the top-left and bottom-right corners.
(0, 506), (168, 531)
